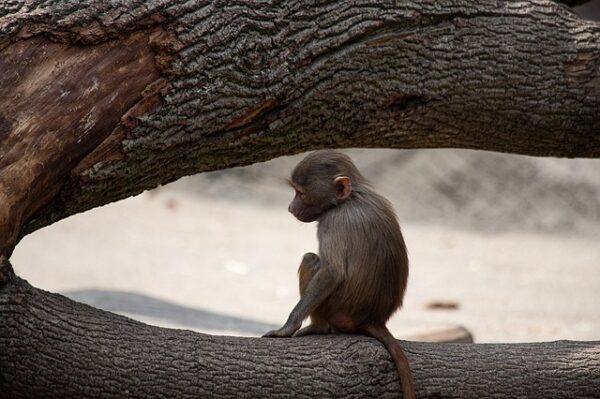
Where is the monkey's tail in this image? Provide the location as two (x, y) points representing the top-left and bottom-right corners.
(363, 325), (416, 399)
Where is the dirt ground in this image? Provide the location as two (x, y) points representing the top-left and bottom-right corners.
(11, 149), (600, 343)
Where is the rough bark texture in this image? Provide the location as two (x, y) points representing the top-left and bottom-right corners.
(0, 0), (598, 256)
(1, 267), (599, 399)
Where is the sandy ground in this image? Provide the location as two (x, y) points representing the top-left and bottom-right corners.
(12, 173), (600, 343)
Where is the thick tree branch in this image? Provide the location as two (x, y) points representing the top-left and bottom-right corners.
(1, 273), (598, 399)
(0, 0), (599, 256)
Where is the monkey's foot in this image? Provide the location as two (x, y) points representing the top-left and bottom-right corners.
(262, 323), (300, 338)
(292, 323), (331, 337)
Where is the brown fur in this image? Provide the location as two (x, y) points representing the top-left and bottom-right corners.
(264, 150), (415, 399)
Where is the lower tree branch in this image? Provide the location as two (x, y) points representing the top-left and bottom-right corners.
(1, 273), (598, 398)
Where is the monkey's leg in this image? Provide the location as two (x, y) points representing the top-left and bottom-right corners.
(298, 252), (320, 295)
(294, 252), (331, 336)
(263, 253), (341, 338)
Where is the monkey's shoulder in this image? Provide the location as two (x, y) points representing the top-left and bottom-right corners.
(320, 196), (398, 235)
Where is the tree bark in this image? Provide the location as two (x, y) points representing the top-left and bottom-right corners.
(1, 266), (599, 399)
(1, 1), (599, 397)
(1, 0), (599, 256)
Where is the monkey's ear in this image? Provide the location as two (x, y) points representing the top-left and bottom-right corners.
(334, 176), (352, 200)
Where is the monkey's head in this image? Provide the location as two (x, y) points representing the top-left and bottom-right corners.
(287, 150), (366, 222)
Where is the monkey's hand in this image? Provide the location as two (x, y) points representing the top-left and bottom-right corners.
(262, 322), (300, 338)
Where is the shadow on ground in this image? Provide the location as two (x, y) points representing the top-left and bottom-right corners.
(64, 289), (277, 335)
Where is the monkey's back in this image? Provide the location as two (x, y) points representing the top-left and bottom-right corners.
(317, 189), (408, 329)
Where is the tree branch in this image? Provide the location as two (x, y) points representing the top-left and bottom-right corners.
(1, 273), (598, 398)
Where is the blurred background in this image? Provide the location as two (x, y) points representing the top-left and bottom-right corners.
(11, 148), (600, 343)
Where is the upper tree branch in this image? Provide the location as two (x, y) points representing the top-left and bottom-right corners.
(0, 0), (599, 255)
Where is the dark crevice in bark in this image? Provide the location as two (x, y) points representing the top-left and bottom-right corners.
(557, 0), (594, 6)
(387, 93), (432, 112)
(0, 258), (14, 287)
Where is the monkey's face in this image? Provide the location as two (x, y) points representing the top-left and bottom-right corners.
(288, 187), (326, 222)
(287, 179), (348, 222)
(288, 151), (356, 222)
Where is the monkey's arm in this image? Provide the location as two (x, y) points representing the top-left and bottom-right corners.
(263, 265), (341, 338)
